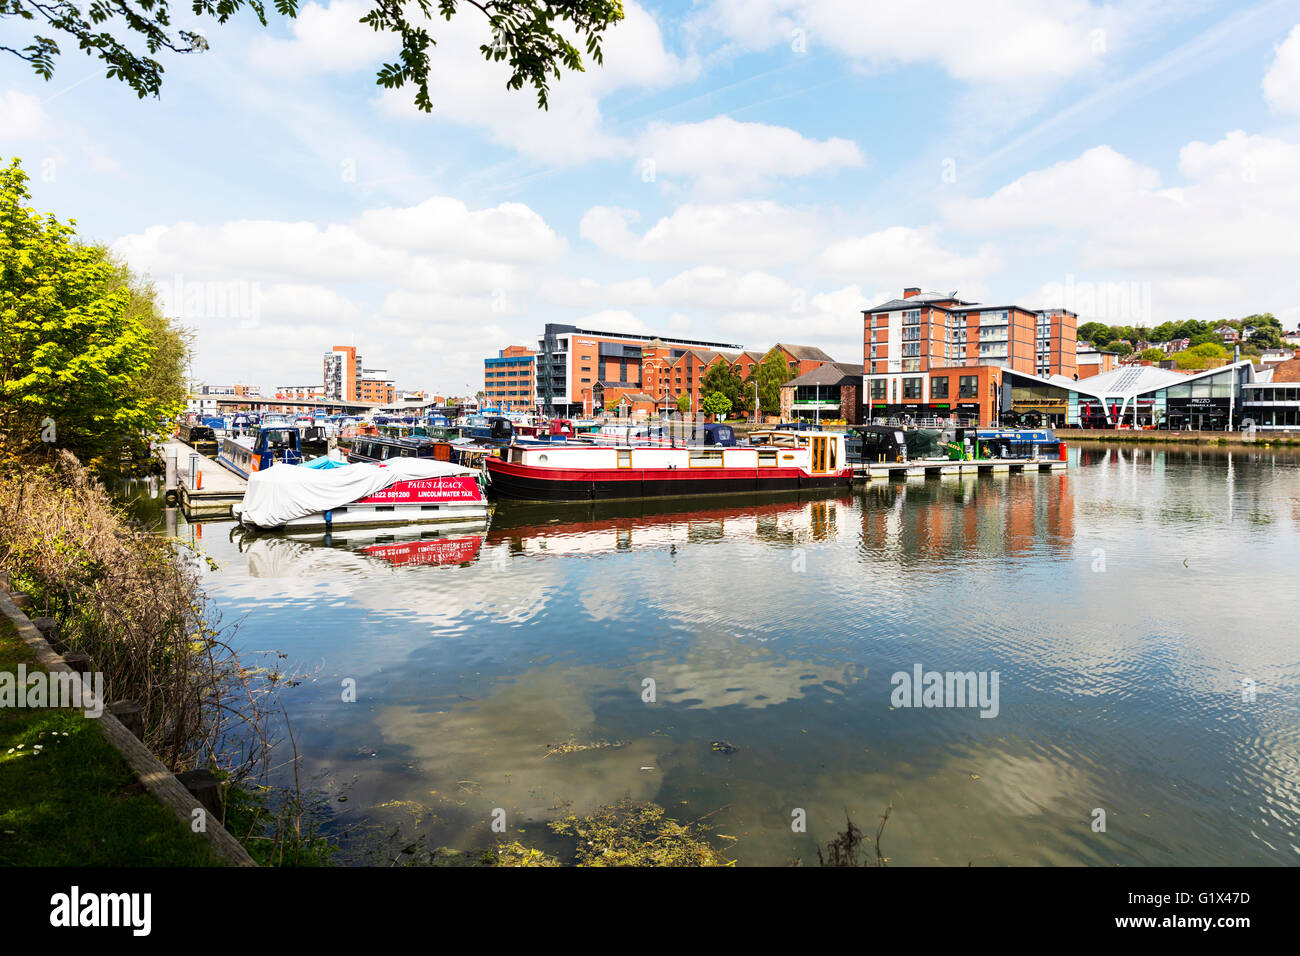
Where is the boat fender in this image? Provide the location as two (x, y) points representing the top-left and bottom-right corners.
(324, 510), (333, 528)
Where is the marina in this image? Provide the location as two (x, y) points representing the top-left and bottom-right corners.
(138, 441), (1300, 867)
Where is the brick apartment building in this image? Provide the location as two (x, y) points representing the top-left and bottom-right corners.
(863, 287), (1078, 424)
(483, 345), (536, 410)
(322, 345), (396, 404)
(526, 323), (842, 417)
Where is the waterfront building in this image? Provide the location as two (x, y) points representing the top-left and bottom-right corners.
(863, 287), (1078, 423)
(483, 345), (536, 411)
(780, 363), (865, 424)
(1240, 356), (1300, 429)
(995, 360), (1262, 429)
(534, 323), (743, 417)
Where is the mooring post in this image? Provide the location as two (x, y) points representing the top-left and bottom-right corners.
(107, 700), (145, 741)
(32, 616), (62, 652)
(176, 769), (224, 819)
(62, 651), (91, 674)
(165, 446), (178, 502)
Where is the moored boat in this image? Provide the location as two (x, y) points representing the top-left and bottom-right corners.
(486, 430), (850, 502)
(217, 425), (304, 479)
(231, 458), (489, 531)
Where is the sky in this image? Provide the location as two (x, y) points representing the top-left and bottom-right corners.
(4, 0), (1300, 397)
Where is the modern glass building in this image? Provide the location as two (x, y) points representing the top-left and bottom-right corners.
(996, 360), (1262, 430)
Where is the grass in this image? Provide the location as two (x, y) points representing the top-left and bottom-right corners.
(0, 616), (219, 866)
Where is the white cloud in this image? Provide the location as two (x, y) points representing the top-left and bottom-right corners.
(0, 90), (49, 139)
(943, 131), (1300, 324)
(815, 225), (1002, 290)
(579, 200), (823, 267)
(635, 117), (864, 193)
(943, 145), (1163, 230)
(353, 198), (566, 263)
(693, 0), (1130, 84)
(247, 0), (392, 75)
(370, 1), (698, 166)
(1263, 23), (1300, 115)
(113, 196), (568, 390)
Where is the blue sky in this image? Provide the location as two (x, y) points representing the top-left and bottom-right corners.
(4, 0), (1300, 396)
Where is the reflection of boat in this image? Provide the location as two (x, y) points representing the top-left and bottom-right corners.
(485, 491), (853, 554)
(359, 536), (483, 567)
(235, 524), (487, 575)
(232, 458), (489, 532)
(486, 431), (851, 502)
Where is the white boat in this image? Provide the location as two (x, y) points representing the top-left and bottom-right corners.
(232, 458), (489, 531)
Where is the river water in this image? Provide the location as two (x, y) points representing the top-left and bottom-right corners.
(132, 442), (1300, 865)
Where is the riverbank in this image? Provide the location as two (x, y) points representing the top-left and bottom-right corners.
(1056, 428), (1300, 448)
(0, 614), (220, 865)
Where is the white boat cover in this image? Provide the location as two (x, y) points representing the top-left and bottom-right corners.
(235, 458), (480, 528)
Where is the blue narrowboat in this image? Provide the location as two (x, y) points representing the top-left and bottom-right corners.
(217, 425), (304, 479)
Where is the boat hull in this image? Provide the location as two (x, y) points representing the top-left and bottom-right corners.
(487, 459), (850, 502)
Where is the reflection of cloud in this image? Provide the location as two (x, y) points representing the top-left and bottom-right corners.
(650, 639), (866, 710)
(373, 668), (667, 827)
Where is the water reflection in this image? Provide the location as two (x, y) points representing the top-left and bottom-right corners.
(125, 445), (1300, 865)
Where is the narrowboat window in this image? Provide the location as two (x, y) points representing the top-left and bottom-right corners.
(538, 454), (549, 464)
(617, 449), (632, 468)
(689, 450), (724, 466)
(829, 442), (837, 470)
(758, 449), (777, 466)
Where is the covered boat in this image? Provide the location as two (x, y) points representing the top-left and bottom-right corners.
(232, 458), (488, 531)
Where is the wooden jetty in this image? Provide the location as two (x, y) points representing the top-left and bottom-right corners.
(852, 458), (1069, 481)
(160, 441), (245, 518)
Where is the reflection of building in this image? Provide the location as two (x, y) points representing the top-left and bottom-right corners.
(863, 288), (1077, 423)
(858, 469), (1075, 562)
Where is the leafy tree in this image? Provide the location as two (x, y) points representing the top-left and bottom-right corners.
(1, 0), (625, 111)
(674, 392), (691, 414)
(1108, 342), (1133, 356)
(1139, 348), (1164, 362)
(1188, 342), (1227, 359)
(699, 361), (742, 409)
(1, 158), (185, 470)
(1076, 322), (1108, 344)
(745, 350), (791, 417)
(700, 391), (732, 418)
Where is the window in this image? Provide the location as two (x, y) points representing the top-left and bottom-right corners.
(870, 379), (886, 400)
(959, 376), (978, 399)
(903, 377), (923, 400)
(931, 377), (949, 399)
(689, 449), (724, 467)
(617, 449), (632, 468)
(758, 449), (778, 467)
